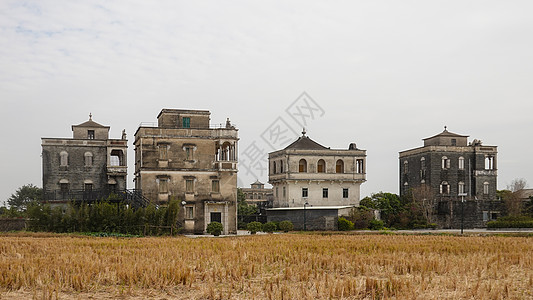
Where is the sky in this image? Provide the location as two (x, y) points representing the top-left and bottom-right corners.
(1, 1), (532, 204)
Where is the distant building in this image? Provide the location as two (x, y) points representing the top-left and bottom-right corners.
(240, 180), (273, 210)
(399, 127), (501, 228)
(134, 109), (238, 234)
(266, 130), (366, 230)
(268, 130), (366, 208)
(42, 114), (133, 207)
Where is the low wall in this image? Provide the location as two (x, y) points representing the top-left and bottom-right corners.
(0, 218), (27, 231)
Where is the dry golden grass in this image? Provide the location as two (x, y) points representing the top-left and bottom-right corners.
(0, 233), (532, 299)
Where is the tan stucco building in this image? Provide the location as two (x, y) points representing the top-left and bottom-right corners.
(134, 109), (238, 234)
(268, 131), (366, 208)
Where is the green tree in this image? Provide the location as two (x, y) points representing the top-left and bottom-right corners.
(237, 188), (257, 216)
(7, 184), (42, 211)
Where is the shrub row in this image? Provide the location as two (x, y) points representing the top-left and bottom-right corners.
(26, 198), (181, 236)
(246, 220), (294, 234)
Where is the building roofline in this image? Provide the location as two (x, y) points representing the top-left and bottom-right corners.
(156, 109), (211, 119)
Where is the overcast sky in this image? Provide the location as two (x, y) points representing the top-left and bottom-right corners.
(1, 1), (532, 204)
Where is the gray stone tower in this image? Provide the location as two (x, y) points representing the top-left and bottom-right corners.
(399, 127), (501, 228)
(41, 114), (128, 206)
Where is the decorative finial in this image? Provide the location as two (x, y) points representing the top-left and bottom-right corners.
(444, 125), (447, 131)
(302, 128), (306, 136)
(89, 113), (92, 120)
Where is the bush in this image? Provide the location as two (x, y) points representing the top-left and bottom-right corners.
(247, 221), (263, 234)
(487, 215), (533, 228)
(262, 222), (277, 233)
(369, 219), (385, 230)
(278, 220), (294, 232)
(206, 222), (224, 236)
(338, 217), (354, 231)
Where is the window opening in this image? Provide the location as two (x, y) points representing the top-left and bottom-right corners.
(317, 159), (326, 173)
(182, 117), (191, 128)
(302, 188), (308, 198)
(336, 160), (344, 173)
(343, 188), (349, 198)
(299, 159), (307, 173)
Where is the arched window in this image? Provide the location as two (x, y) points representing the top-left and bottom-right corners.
(317, 159), (326, 173)
(458, 181), (465, 194)
(440, 181), (450, 194)
(441, 156), (450, 169)
(299, 159), (307, 173)
(110, 149), (124, 166)
(420, 157), (426, 169)
(60, 151), (68, 167)
(483, 182), (490, 195)
(485, 156), (494, 170)
(84, 152), (93, 167)
(336, 160), (344, 173)
(403, 160), (409, 174)
(458, 157), (465, 170)
(273, 161), (277, 174)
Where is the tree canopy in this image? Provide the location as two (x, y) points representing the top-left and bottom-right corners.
(7, 184), (42, 211)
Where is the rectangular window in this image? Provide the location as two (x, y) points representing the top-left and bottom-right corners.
(159, 179), (168, 194)
(84, 183), (93, 192)
(182, 117), (191, 128)
(88, 130), (95, 139)
(483, 211), (489, 221)
(275, 187), (278, 198)
(322, 188), (328, 198)
(302, 188), (308, 198)
(185, 206), (194, 219)
(343, 188), (349, 198)
(186, 179), (194, 193)
(159, 146), (168, 160)
(451, 139), (457, 146)
(212, 180), (220, 193)
(283, 186), (286, 198)
(185, 146), (193, 160)
(60, 183), (69, 193)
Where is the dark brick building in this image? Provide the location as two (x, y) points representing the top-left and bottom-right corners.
(399, 128), (501, 228)
(41, 115), (129, 207)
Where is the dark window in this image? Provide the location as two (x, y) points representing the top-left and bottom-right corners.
(183, 117), (191, 128)
(322, 188), (328, 198)
(88, 130), (95, 139)
(84, 183), (93, 192)
(210, 212), (222, 223)
(451, 139), (457, 146)
(302, 188), (308, 198)
(343, 188), (349, 198)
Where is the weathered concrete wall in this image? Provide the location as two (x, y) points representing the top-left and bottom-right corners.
(267, 209), (341, 231)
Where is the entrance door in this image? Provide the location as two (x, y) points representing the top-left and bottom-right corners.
(210, 212), (222, 223)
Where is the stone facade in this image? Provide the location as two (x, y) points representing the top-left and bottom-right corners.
(41, 115), (128, 206)
(268, 131), (366, 208)
(134, 109), (238, 234)
(399, 128), (501, 228)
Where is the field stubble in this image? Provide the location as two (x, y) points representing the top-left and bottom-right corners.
(0, 233), (532, 299)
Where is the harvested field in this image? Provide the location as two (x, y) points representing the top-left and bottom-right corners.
(0, 232), (532, 299)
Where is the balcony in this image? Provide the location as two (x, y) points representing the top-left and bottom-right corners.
(107, 165), (127, 175)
